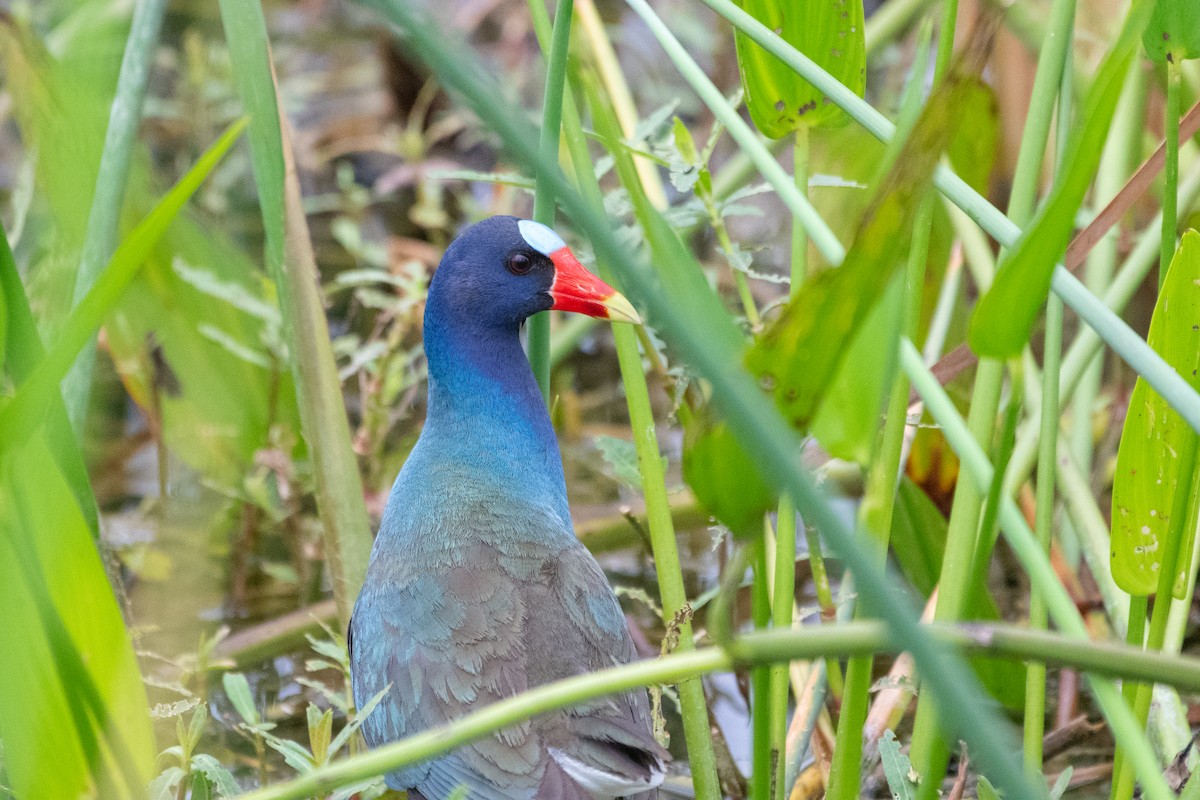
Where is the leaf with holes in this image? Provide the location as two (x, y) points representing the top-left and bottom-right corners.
(733, 0), (865, 135)
(1143, 0), (1200, 64)
(1111, 230), (1200, 596)
(879, 729), (917, 800)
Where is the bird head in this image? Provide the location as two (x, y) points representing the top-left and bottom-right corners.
(428, 216), (641, 330)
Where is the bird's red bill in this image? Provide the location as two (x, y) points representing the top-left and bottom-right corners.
(548, 248), (641, 324)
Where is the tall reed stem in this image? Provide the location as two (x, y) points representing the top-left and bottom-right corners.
(1161, 59), (1182, 289)
(1024, 294), (1062, 770)
(574, 69), (723, 799)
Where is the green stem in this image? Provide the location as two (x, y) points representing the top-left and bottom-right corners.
(700, 191), (760, 326)
(527, 0), (575, 401)
(1003, 0), (1077, 230)
(61, 0), (168, 434)
(1113, 431), (1200, 800)
(766, 124), (808, 800)
(1161, 59), (1182, 290)
(791, 126), (810, 288)
(1024, 293), (1061, 771)
(829, 200), (933, 800)
(932, 0), (959, 86)
(751, 535), (773, 800)
(908, 361), (1002, 792)
(233, 618), (1200, 800)
(571, 70), (724, 800)
(965, 374), (1024, 598)
(804, 524), (845, 700)
(770, 502), (796, 800)
(1108, 593), (1148, 799)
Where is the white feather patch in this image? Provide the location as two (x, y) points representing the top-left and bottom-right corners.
(518, 219), (567, 256)
(548, 747), (666, 798)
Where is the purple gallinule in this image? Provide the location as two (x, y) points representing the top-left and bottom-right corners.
(350, 216), (668, 799)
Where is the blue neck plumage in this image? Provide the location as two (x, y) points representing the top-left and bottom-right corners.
(390, 307), (572, 538)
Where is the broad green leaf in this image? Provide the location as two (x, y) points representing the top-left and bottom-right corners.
(0, 119), (248, 447)
(879, 729), (917, 800)
(308, 706), (334, 764)
(0, 438), (155, 800)
(809, 270), (902, 463)
(188, 754), (240, 797)
(733, 0), (865, 135)
(682, 410), (775, 539)
(1143, 0), (1200, 63)
(747, 69), (976, 429)
(968, 0), (1152, 357)
(1111, 231), (1200, 596)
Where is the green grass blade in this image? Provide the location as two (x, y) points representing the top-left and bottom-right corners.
(574, 69), (723, 798)
(0, 118), (248, 447)
(0, 224), (98, 534)
(352, 1), (1039, 794)
(527, 0), (575, 400)
(218, 0), (374, 626)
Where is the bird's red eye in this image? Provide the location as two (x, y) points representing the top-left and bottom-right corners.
(506, 253), (533, 275)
